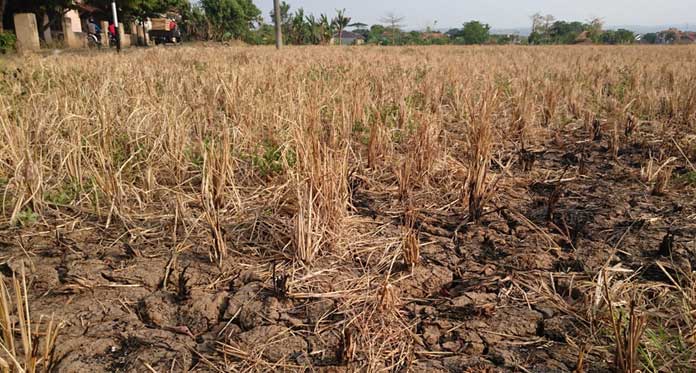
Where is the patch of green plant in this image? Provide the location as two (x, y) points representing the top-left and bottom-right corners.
(380, 102), (400, 127)
(0, 31), (16, 54)
(111, 133), (131, 168)
(251, 141), (295, 177)
(677, 171), (696, 185)
(639, 326), (691, 372)
(406, 92), (426, 111)
(16, 208), (38, 227)
(44, 183), (79, 205)
(352, 120), (367, 134)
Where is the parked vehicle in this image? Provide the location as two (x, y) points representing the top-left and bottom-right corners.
(85, 32), (117, 49)
(86, 33), (101, 49)
(148, 18), (181, 44)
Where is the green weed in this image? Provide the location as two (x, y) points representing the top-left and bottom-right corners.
(16, 208), (38, 227)
(44, 183), (79, 205)
(252, 142), (295, 177)
(639, 326), (692, 372)
(678, 171), (696, 186)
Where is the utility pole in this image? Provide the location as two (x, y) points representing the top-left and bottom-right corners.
(273, 0), (282, 49)
(111, 1), (121, 52)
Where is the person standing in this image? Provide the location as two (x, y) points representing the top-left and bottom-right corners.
(87, 17), (101, 40)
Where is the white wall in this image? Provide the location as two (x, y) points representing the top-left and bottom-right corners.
(65, 10), (82, 32)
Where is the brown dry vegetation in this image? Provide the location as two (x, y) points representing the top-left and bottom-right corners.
(0, 45), (695, 372)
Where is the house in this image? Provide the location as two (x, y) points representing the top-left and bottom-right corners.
(655, 28), (696, 44)
(574, 31), (592, 44)
(331, 31), (365, 45)
(685, 32), (696, 43)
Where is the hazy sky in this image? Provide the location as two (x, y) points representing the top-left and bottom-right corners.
(257, 0), (694, 29)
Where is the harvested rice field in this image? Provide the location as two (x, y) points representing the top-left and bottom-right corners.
(0, 45), (695, 372)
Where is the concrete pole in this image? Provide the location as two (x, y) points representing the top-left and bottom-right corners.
(43, 14), (53, 44)
(13, 13), (41, 53)
(100, 21), (109, 47)
(111, 1), (121, 52)
(273, 0), (282, 49)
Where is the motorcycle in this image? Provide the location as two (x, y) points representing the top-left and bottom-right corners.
(85, 33), (119, 49)
(86, 33), (102, 49)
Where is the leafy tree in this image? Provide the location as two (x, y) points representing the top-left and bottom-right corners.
(200, 0), (260, 41)
(331, 9), (350, 45)
(368, 24), (386, 44)
(616, 29), (635, 44)
(642, 32), (657, 44)
(457, 21), (490, 44)
(288, 7), (308, 44)
(180, 3), (209, 40)
(600, 29), (635, 44)
(585, 17), (604, 42)
(548, 21), (585, 44)
(304, 14), (320, 44)
(82, 0), (189, 21)
(527, 31), (543, 45)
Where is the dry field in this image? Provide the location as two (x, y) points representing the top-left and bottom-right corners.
(0, 45), (695, 372)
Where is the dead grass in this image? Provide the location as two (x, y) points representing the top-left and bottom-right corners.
(0, 267), (63, 373)
(1, 45), (695, 371)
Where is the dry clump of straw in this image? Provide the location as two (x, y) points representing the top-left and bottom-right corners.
(0, 268), (63, 373)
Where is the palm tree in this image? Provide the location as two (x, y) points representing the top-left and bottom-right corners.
(319, 14), (333, 44)
(331, 9), (351, 45)
(290, 8), (308, 44)
(305, 14), (322, 45)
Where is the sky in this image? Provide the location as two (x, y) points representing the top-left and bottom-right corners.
(256, 0), (695, 30)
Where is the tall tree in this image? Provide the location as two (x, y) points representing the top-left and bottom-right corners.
(642, 32), (657, 44)
(368, 24), (387, 44)
(305, 14), (321, 44)
(458, 20), (490, 44)
(200, 0), (260, 41)
(83, 0), (188, 20)
(288, 7), (309, 44)
(318, 13), (333, 44)
(585, 17), (604, 42)
(530, 13), (544, 34)
(380, 12), (404, 45)
(331, 8), (350, 45)
(600, 29), (635, 44)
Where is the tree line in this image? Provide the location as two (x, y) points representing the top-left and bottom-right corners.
(528, 14), (636, 45)
(1, 1), (663, 46)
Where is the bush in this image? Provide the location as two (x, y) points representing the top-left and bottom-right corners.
(0, 31), (17, 54)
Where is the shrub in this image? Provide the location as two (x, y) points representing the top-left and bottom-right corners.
(0, 31), (16, 54)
